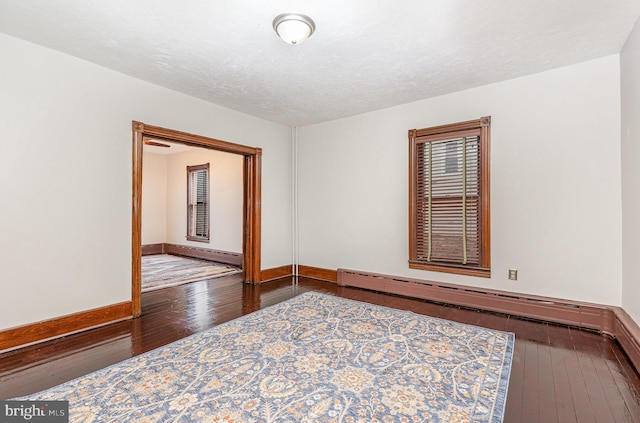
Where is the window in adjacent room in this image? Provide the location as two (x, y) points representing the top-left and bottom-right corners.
(408, 117), (491, 277)
(187, 163), (210, 242)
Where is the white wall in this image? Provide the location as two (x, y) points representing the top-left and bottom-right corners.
(298, 55), (622, 306)
(621, 18), (640, 323)
(141, 152), (168, 245)
(165, 149), (243, 253)
(0, 33), (292, 331)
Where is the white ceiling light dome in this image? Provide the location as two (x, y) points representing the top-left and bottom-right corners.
(272, 13), (316, 45)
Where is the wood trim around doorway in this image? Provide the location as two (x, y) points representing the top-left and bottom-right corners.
(132, 121), (262, 317)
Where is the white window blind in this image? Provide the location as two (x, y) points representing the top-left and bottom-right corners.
(187, 164), (209, 241)
(416, 135), (480, 265)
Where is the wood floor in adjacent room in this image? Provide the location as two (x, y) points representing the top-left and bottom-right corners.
(1, 275), (639, 422)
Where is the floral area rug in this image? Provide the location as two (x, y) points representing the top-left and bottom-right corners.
(141, 254), (241, 292)
(18, 292), (514, 422)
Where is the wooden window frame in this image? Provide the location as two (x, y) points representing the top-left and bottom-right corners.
(408, 116), (491, 278)
(186, 163), (210, 242)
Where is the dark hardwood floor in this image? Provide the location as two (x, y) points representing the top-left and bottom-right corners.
(1, 275), (639, 422)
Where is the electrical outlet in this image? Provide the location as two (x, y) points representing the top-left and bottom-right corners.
(508, 269), (518, 280)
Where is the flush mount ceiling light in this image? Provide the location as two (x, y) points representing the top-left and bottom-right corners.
(272, 13), (316, 45)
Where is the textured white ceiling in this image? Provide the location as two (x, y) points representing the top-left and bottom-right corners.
(144, 140), (195, 156)
(1, 1), (639, 126)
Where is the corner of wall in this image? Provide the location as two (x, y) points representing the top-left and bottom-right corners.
(620, 16), (640, 325)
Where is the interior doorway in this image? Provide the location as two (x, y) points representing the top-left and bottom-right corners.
(132, 121), (262, 317)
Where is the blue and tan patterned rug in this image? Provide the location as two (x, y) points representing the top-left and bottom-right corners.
(142, 254), (241, 292)
(18, 292), (514, 422)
